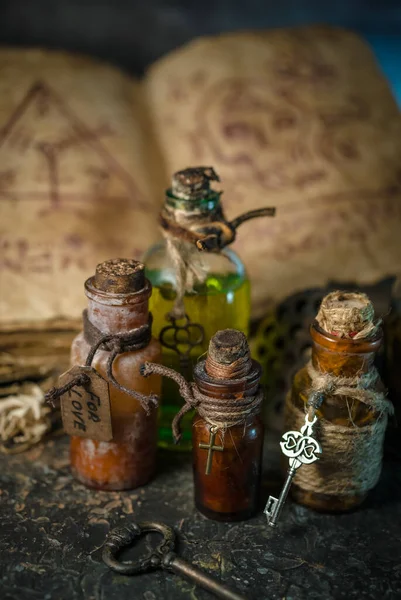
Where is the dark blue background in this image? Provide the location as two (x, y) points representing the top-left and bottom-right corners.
(0, 0), (400, 103)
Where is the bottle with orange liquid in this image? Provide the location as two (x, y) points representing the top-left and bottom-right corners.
(69, 258), (162, 490)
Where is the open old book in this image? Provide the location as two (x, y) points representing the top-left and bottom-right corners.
(1, 25), (401, 342)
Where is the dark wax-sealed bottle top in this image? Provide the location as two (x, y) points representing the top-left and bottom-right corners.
(194, 327), (261, 403)
(208, 329), (249, 365)
(94, 258), (146, 294)
(171, 166), (220, 200)
(205, 329), (253, 381)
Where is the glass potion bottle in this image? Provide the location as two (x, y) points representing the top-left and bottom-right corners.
(192, 330), (264, 521)
(285, 291), (390, 512)
(143, 166), (274, 449)
(70, 259), (162, 490)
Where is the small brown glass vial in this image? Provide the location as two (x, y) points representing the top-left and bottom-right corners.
(192, 330), (264, 521)
(285, 291), (390, 512)
(70, 259), (162, 490)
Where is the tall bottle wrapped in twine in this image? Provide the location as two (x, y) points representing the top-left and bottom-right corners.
(284, 290), (393, 512)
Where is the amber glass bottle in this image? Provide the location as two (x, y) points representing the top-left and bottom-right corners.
(192, 330), (264, 521)
(287, 314), (384, 512)
(70, 259), (161, 490)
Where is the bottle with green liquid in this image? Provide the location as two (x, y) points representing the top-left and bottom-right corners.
(143, 166), (275, 449)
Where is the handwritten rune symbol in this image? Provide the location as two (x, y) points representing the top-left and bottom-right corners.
(198, 427), (224, 475)
(265, 413), (322, 527)
(0, 81), (146, 210)
(159, 313), (204, 368)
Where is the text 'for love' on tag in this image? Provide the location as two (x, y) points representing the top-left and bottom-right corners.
(59, 365), (113, 442)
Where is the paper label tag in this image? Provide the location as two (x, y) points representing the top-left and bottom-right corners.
(59, 365), (113, 441)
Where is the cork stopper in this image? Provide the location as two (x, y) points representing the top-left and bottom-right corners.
(205, 329), (252, 379)
(94, 258), (145, 293)
(171, 166), (220, 200)
(316, 291), (379, 339)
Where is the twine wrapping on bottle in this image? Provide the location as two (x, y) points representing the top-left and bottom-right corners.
(140, 359), (263, 443)
(203, 352), (253, 380)
(161, 166), (275, 320)
(286, 361), (393, 497)
(305, 362), (390, 420)
(285, 289), (394, 496)
(316, 291), (381, 339)
(161, 204), (218, 320)
(287, 403), (391, 496)
(45, 310), (158, 414)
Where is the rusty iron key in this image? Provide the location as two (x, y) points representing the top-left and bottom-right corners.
(102, 521), (246, 600)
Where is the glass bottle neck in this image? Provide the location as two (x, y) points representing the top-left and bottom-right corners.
(193, 360), (261, 398)
(87, 295), (150, 334)
(164, 189), (221, 214)
(310, 324), (382, 377)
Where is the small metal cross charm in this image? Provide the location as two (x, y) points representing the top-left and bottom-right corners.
(265, 413), (322, 527)
(199, 426), (224, 475)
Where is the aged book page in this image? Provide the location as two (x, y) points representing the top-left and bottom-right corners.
(2, 28), (401, 328)
(0, 49), (163, 326)
(145, 27), (401, 317)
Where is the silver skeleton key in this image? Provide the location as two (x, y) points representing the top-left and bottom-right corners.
(265, 413), (322, 527)
(103, 521), (246, 600)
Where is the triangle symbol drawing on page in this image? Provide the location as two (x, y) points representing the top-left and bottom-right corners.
(0, 81), (148, 211)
